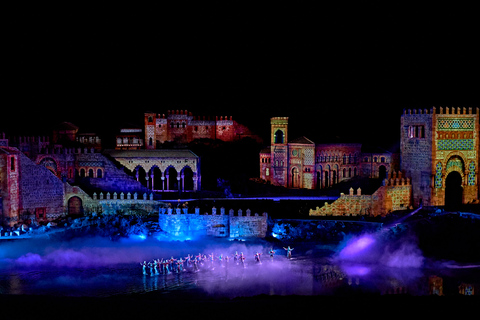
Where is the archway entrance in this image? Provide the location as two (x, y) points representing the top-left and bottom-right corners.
(68, 196), (83, 216)
(182, 167), (194, 191)
(291, 167), (299, 188)
(379, 165), (387, 181)
(445, 171), (463, 208)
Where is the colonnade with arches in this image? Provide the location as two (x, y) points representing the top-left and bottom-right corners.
(133, 165), (198, 192)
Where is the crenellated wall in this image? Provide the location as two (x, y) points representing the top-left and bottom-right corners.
(158, 207), (268, 238)
(309, 171), (412, 217)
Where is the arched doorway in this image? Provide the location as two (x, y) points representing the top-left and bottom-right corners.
(152, 166), (162, 191)
(135, 166), (147, 187)
(166, 167), (178, 191)
(379, 165), (387, 181)
(68, 196), (83, 216)
(324, 171), (329, 188)
(445, 171), (463, 208)
(316, 171), (322, 189)
(182, 167), (194, 191)
(291, 167), (299, 188)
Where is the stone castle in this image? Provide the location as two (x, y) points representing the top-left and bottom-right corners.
(144, 110), (262, 149)
(262, 107), (479, 215)
(0, 106), (478, 229)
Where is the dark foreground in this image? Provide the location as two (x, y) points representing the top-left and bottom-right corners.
(2, 292), (478, 318)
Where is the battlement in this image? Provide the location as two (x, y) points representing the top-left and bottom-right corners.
(158, 206), (268, 238)
(10, 135), (50, 143)
(270, 117), (289, 124)
(167, 110), (193, 116)
(403, 106), (479, 116)
(93, 191), (154, 201)
(159, 206), (268, 217)
(383, 170), (411, 186)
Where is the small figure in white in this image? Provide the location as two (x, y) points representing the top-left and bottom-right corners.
(283, 246), (294, 259)
(153, 259), (159, 275)
(234, 251), (239, 264)
(239, 252), (246, 268)
(269, 248), (275, 261)
(141, 261), (147, 275)
(254, 252), (262, 264)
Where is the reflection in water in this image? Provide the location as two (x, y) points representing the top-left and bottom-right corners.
(1, 255), (479, 297)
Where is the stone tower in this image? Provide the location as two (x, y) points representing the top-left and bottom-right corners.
(401, 107), (479, 207)
(270, 117), (289, 187)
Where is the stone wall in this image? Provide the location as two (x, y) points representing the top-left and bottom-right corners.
(18, 152), (65, 219)
(158, 207), (268, 238)
(309, 172), (412, 217)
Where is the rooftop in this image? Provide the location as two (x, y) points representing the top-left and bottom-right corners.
(103, 149), (199, 159)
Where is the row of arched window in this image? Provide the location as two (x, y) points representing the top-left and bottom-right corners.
(78, 168), (103, 178)
(316, 154), (358, 165)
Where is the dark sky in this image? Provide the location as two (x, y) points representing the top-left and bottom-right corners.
(4, 4), (479, 149)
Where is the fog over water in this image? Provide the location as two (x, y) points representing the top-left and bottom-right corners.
(1, 229), (479, 297)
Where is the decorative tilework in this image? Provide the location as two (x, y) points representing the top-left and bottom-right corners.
(435, 162), (442, 188)
(446, 158), (463, 171)
(468, 161), (476, 186)
(437, 118), (474, 131)
(437, 139), (474, 150)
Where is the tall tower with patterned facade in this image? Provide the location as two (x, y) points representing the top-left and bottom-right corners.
(270, 117), (289, 187)
(401, 107), (479, 207)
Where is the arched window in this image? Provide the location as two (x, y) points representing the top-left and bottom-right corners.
(97, 169), (103, 178)
(343, 155), (347, 164)
(88, 169), (94, 178)
(381, 157), (385, 163)
(80, 168), (86, 178)
(149, 137), (153, 146)
(343, 168), (346, 177)
(348, 168), (352, 177)
(274, 130), (284, 144)
(354, 167), (357, 176)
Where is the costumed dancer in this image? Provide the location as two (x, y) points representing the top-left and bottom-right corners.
(239, 252), (246, 268)
(153, 259), (159, 275)
(254, 252), (262, 264)
(141, 261), (147, 275)
(234, 251), (239, 264)
(283, 246), (294, 259)
(269, 248), (275, 261)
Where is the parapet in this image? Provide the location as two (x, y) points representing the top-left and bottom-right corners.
(403, 106), (479, 115)
(384, 170), (411, 186)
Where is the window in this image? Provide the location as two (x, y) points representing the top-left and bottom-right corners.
(381, 157), (385, 163)
(97, 169), (103, 178)
(274, 130), (284, 144)
(149, 137), (153, 146)
(409, 125), (425, 138)
(10, 157), (15, 171)
(266, 168), (270, 176)
(148, 116), (153, 123)
(364, 157), (369, 162)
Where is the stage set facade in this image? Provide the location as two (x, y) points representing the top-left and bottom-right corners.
(263, 107), (479, 210)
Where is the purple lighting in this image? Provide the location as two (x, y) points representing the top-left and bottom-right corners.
(338, 235), (375, 259)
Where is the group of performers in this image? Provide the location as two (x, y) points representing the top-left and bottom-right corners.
(140, 246), (294, 276)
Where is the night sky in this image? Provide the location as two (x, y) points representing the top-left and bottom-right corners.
(4, 4), (479, 149)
